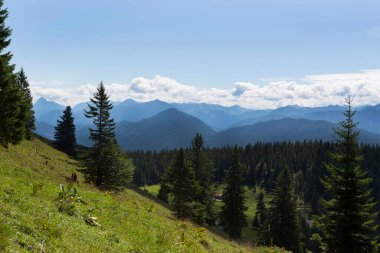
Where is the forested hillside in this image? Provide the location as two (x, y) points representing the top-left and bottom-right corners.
(131, 140), (380, 217)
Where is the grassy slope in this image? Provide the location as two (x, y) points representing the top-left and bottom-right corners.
(0, 138), (288, 253)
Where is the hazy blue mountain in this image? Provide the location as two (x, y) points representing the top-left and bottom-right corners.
(172, 102), (269, 130)
(33, 98), (65, 126)
(354, 107), (380, 134)
(116, 108), (215, 150)
(71, 103), (92, 126)
(208, 118), (380, 147)
(112, 99), (172, 122)
(33, 97), (380, 150)
(35, 121), (55, 140)
(233, 104), (380, 134)
(74, 124), (92, 147)
(33, 97), (65, 117)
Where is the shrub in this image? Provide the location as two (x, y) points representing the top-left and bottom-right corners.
(55, 183), (86, 216)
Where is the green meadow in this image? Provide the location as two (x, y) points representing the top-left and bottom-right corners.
(0, 138), (287, 253)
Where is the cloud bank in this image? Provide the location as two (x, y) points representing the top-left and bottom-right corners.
(31, 69), (380, 109)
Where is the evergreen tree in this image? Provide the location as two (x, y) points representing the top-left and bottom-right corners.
(100, 139), (135, 189)
(163, 148), (197, 219)
(255, 192), (271, 246)
(0, 0), (23, 147)
(84, 82), (116, 186)
(157, 176), (170, 203)
(255, 192), (267, 226)
(85, 82), (115, 146)
(190, 133), (214, 224)
(269, 167), (304, 253)
(313, 98), (379, 253)
(54, 106), (76, 156)
(220, 146), (247, 239)
(16, 68), (35, 140)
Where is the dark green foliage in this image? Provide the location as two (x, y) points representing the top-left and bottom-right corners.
(255, 192), (267, 226)
(130, 141), (380, 218)
(191, 133), (215, 224)
(0, 0), (24, 147)
(269, 168), (304, 253)
(99, 139), (135, 189)
(16, 68), (35, 140)
(54, 106), (76, 156)
(314, 98), (379, 253)
(254, 192), (271, 245)
(157, 174), (170, 203)
(85, 82), (115, 147)
(252, 213), (260, 228)
(84, 82), (117, 186)
(220, 146), (247, 239)
(160, 149), (197, 219)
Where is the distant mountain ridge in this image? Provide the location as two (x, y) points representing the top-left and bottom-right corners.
(116, 108), (215, 150)
(208, 118), (380, 147)
(33, 97), (380, 150)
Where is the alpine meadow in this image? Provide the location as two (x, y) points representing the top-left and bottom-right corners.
(1, 1), (380, 252)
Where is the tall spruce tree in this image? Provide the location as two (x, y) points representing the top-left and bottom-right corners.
(254, 192), (270, 245)
(163, 148), (197, 218)
(191, 133), (214, 224)
(0, 0), (24, 147)
(84, 82), (116, 186)
(314, 98), (378, 253)
(220, 146), (247, 239)
(255, 192), (267, 227)
(268, 167), (304, 253)
(16, 68), (35, 140)
(54, 106), (76, 156)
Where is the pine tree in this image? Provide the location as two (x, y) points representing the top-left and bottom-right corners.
(255, 192), (267, 227)
(100, 139), (135, 189)
(0, 0), (24, 147)
(157, 176), (170, 203)
(255, 191), (270, 246)
(85, 82), (115, 146)
(190, 133), (214, 224)
(269, 168), (304, 253)
(84, 82), (116, 186)
(160, 149), (197, 219)
(16, 68), (35, 140)
(220, 146), (247, 239)
(314, 98), (379, 253)
(54, 106), (76, 156)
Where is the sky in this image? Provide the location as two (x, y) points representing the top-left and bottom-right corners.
(5, 0), (380, 108)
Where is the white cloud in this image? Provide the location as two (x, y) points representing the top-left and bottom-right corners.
(31, 69), (380, 109)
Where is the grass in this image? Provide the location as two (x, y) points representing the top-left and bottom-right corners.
(141, 184), (161, 197)
(0, 138), (288, 252)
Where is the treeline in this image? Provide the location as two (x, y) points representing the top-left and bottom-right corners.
(130, 140), (380, 214)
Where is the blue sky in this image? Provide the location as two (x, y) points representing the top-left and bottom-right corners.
(5, 0), (380, 108)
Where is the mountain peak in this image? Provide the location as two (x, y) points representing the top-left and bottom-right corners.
(149, 99), (169, 105)
(154, 108), (182, 116)
(120, 98), (138, 106)
(35, 97), (48, 104)
(33, 97), (65, 114)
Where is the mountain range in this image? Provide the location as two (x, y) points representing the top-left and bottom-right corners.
(33, 97), (380, 150)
